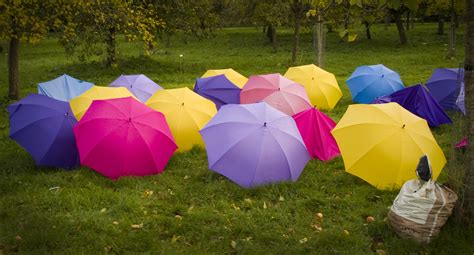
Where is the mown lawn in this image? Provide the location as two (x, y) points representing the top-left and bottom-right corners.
(1, 24), (473, 254)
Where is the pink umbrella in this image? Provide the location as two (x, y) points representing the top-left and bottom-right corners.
(292, 107), (340, 161)
(240, 73), (311, 116)
(455, 137), (468, 149)
(73, 97), (177, 179)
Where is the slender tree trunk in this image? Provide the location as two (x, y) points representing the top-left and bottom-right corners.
(106, 27), (117, 67)
(411, 14), (415, 29)
(365, 21), (372, 40)
(271, 26), (277, 52)
(462, 0), (474, 225)
(393, 10), (408, 45)
(406, 11), (410, 31)
(8, 37), (20, 100)
(438, 17), (445, 35)
(385, 9), (390, 30)
(447, 2), (456, 58)
(291, 0), (303, 65)
(314, 14), (325, 67)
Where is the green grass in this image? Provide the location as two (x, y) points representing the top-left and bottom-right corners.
(0, 23), (473, 254)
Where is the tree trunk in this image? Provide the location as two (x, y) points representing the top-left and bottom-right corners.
(314, 14), (325, 67)
(271, 26), (278, 52)
(8, 37), (20, 100)
(447, 2), (456, 58)
(385, 10), (390, 30)
(291, 0), (303, 65)
(393, 11), (408, 45)
(406, 11), (410, 31)
(462, 0), (474, 225)
(106, 27), (117, 67)
(438, 17), (445, 35)
(365, 21), (372, 40)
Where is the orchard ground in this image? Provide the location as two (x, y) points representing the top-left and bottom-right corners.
(1, 24), (473, 254)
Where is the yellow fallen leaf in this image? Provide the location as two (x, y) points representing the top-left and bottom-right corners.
(299, 237), (308, 244)
(100, 208), (107, 213)
(343, 229), (350, 235)
(143, 190), (154, 197)
(230, 240), (237, 249)
(366, 216), (375, 223)
(171, 235), (180, 243)
(279, 195), (285, 201)
(15, 235), (22, 241)
(244, 198), (253, 203)
(175, 215), (183, 220)
(131, 223), (143, 229)
(376, 250), (387, 255)
(316, 212), (323, 219)
(311, 223), (323, 232)
(184, 175), (190, 179)
(112, 221), (119, 225)
(231, 203), (240, 210)
(263, 202), (267, 209)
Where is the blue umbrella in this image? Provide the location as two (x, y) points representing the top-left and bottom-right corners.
(425, 68), (464, 113)
(346, 64), (405, 104)
(372, 84), (452, 127)
(38, 74), (93, 102)
(193, 74), (241, 110)
(8, 94), (80, 169)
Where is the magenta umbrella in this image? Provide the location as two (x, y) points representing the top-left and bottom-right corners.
(73, 97), (177, 179)
(292, 107), (340, 161)
(240, 73), (311, 116)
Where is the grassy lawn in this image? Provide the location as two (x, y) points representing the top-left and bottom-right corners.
(1, 23), (473, 254)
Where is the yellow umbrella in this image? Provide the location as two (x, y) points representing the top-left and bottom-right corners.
(70, 86), (136, 120)
(202, 68), (248, 88)
(284, 64), (342, 110)
(146, 87), (217, 152)
(331, 103), (446, 189)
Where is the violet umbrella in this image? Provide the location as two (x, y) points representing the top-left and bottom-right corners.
(200, 102), (310, 188)
(8, 94), (79, 169)
(240, 73), (312, 116)
(425, 68), (464, 113)
(109, 74), (163, 102)
(372, 84), (452, 127)
(193, 74), (241, 110)
(73, 97), (177, 179)
(292, 107), (340, 161)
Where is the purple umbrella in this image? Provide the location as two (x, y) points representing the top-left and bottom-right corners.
(426, 68), (464, 113)
(193, 74), (241, 110)
(372, 84), (452, 127)
(109, 74), (163, 102)
(199, 102), (310, 188)
(8, 94), (79, 169)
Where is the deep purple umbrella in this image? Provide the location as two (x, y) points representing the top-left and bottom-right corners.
(193, 74), (241, 110)
(426, 68), (464, 113)
(199, 102), (310, 188)
(109, 74), (163, 102)
(372, 84), (452, 127)
(8, 94), (79, 169)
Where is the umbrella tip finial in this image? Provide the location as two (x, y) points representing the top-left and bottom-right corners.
(128, 117), (132, 122)
(264, 122), (267, 127)
(182, 102), (184, 106)
(381, 74), (385, 78)
(402, 124), (406, 129)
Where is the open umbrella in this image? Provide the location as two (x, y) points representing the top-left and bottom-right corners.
(200, 102), (310, 188)
(240, 73), (312, 116)
(70, 86), (136, 120)
(38, 74), (93, 102)
(346, 64), (404, 103)
(331, 103), (446, 189)
(8, 94), (79, 169)
(109, 74), (163, 102)
(292, 107), (340, 161)
(426, 68), (464, 113)
(146, 87), (217, 151)
(193, 74), (241, 110)
(284, 64), (342, 110)
(202, 68), (248, 88)
(73, 97), (177, 179)
(372, 84), (452, 127)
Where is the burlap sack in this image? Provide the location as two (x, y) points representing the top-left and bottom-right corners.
(388, 180), (458, 243)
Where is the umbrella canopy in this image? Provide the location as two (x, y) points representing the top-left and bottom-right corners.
(146, 87), (217, 151)
(331, 103), (446, 189)
(70, 86), (136, 120)
(455, 137), (467, 149)
(201, 68), (248, 88)
(346, 64), (404, 104)
(284, 64), (342, 110)
(426, 68), (464, 112)
(240, 73), (312, 116)
(38, 74), (93, 102)
(200, 102), (310, 188)
(193, 74), (241, 110)
(8, 94), (79, 168)
(73, 97), (177, 179)
(292, 107), (340, 161)
(109, 74), (163, 102)
(372, 84), (452, 127)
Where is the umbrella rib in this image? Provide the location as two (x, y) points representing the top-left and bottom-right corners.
(133, 121), (177, 150)
(248, 132), (266, 186)
(38, 117), (70, 164)
(268, 131), (294, 180)
(9, 115), (60, 137)
(80, 122), (128, 163)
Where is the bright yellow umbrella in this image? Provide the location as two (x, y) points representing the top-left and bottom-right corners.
(284, 64), (342, 110)
(202, 68), (248, 88)
(331, 103), (446, 189)
(70, 86), (136, 120)
(146, 87), (217, 152)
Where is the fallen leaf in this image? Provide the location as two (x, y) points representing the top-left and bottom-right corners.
(15, 235), (22, 241)
(131, 223), (143, 229)
(299, 237), (308, 244)
(316, 212), (323, 219)
(366, 216), (375, 223)
(263, 202), (267, 209)
(311, 223), (323, 232)
(243, 236), (253, 241)
(143, 190), (154, 197)
(343, 229), (350, 235)
(187, 205), (194, 212)
(112, 221), (119, 225)
(231, 203), (240, 210)
(230, 240), (237, 249)
(175, 215), (183, 220)
(244, 198), (253, 203)
(100, 208), (107, 213)
(279, 195), (285, 201)
(376, 250), (386, 255)
(184, 175), (190, 179)
(49, 186), (60, 191)
(171, 235), (180, 243)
